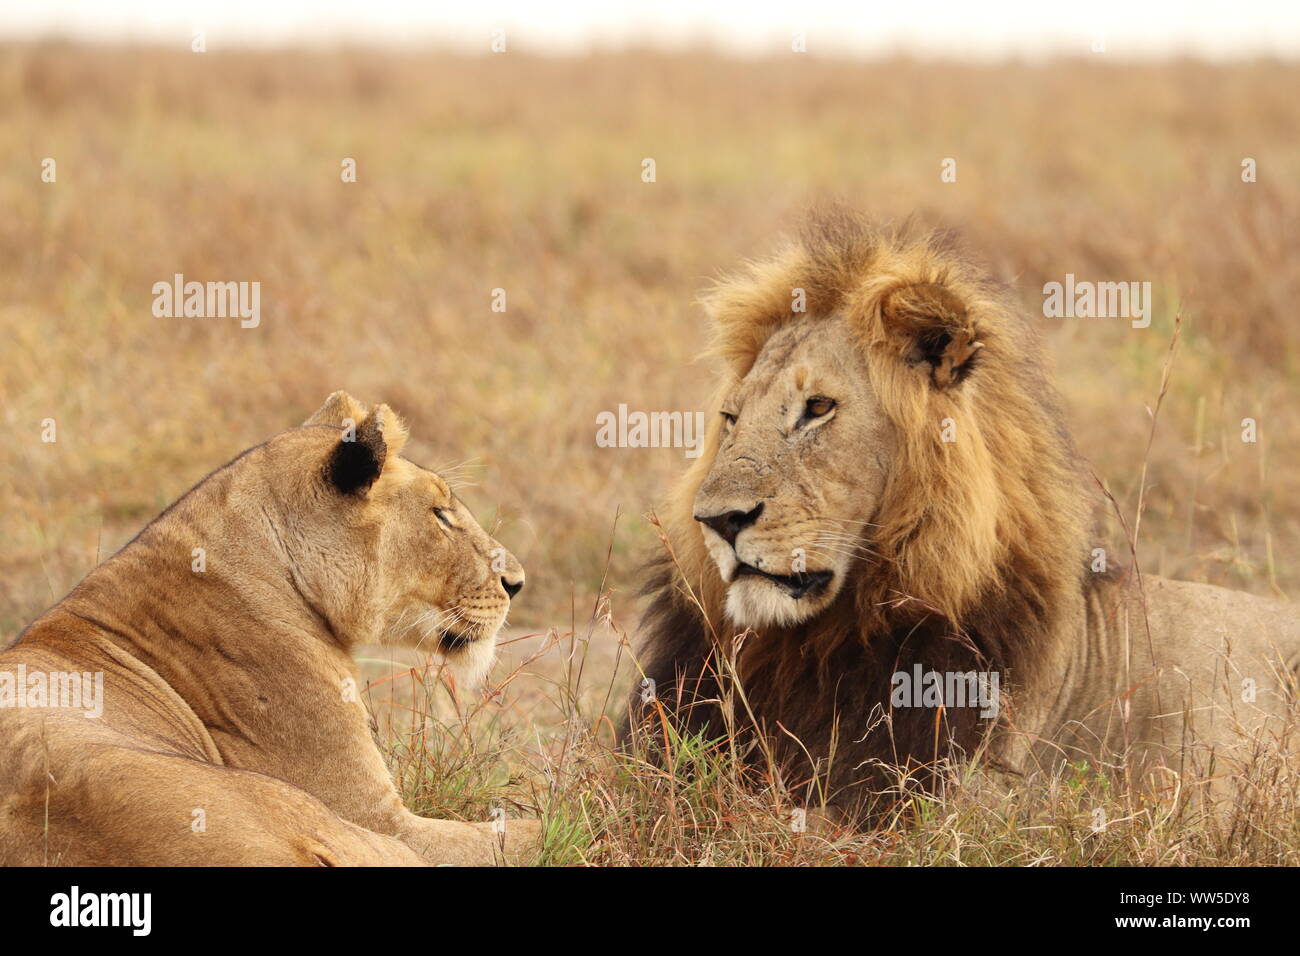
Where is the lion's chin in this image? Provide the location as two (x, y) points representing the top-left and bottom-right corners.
(438, 629), (499, 686)
(723, 575), (837, 629)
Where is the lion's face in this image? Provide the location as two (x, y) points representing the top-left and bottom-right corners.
(285, 392), (524, 682)
(695, 316), (896, 628)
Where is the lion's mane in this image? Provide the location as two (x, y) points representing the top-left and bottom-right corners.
(632, 211), (1095, 813)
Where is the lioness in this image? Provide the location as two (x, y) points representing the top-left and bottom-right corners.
(631, 212), (1300, 818)
(0, 391), (539, 865)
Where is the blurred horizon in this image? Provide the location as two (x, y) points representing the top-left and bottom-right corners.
(3, 1), (1299, 61)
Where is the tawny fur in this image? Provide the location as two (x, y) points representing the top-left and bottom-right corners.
(0, 391), (538, 866)
(629, 211), (1300, 819)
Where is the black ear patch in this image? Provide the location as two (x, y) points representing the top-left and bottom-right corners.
(325, 415), (387, 495)
(883, 282), (983, 389)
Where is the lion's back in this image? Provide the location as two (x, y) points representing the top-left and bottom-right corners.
(1143, 575), (1300, 677)
(1057, 573), (1300, 778)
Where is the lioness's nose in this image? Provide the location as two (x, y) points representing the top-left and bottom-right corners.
(501, 577), (523, 600)
(694, 502), (763, 547)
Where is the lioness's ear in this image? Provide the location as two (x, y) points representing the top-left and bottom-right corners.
(880, 282), (983, 389)
(305, 390), (368, 428)
(325, 404), (409, 496)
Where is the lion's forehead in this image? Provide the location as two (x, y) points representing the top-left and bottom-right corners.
(738, 315), (866, 402)
(370, 459), (450, 503)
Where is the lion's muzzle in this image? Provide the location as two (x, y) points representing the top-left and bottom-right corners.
(734, 562), (833, 599)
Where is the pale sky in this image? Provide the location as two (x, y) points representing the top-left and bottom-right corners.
(2, 0), (1298, 59)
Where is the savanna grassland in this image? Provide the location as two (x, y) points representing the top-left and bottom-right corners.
(3, 45), (1299, 865)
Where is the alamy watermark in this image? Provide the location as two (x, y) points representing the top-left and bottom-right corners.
(890, 665), (1000, 719)
(1043, 274), (1152, 329)
(152, 273), (261, 328)
(0, 665), (104, 718)
(596, 404), (705, 458)
(50, 886), (150, 936)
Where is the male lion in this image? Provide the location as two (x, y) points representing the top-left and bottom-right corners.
(630, 212), (1300, 820)
(0, 391), (539, 865)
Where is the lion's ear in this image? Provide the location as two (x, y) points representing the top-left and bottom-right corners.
(325, 403), (409, 496)
(305, 390), (368, 428)
(880, 282), (984, 389)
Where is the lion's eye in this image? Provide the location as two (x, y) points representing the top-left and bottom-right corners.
(433, 507), (456, 529)
(804, 397), (836, 419)
(720, 411), (738, 428)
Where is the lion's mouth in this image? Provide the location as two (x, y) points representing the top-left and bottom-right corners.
(437, 627), (476, 652)
(734, 563), (833, 599)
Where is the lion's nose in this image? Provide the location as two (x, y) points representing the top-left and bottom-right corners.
(501, 577), (523, 600)
(694, 503), (763, 547)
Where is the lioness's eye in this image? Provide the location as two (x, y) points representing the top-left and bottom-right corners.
(805, 397), (836, 419)
(720, 411), (738, 427)
(433, 507), (455, 529)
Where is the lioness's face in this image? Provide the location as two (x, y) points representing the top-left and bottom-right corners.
(695, 316), (896, 628)
(292, 392), (524, 682)
(369, 458), (524, 672)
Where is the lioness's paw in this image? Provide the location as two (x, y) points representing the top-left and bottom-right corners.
(473, 818), (543, 866)
(397, 814), (542, 866)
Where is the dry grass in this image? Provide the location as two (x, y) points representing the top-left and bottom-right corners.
(3, 44), (1298, 864)
(367, 593), (1300, 867)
